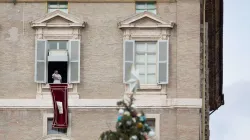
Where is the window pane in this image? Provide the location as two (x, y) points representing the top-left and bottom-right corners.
(139, 74), (145, 84)
(58, 128), (67, 134)
(148, 9), (157, 14)
(60, 9), (68, 13)
(59, 41), (67, 50)
(136, 54), (145, 63)
(48, 41), (58, 50)
(147, 74), (156, 84)
(47, 118), (59, 134)
(147, 119), (155, 130)
(147, 3), (156, 9)
(136, 9), (146, 13)
(147, 64), (156, 74)
(136, 3), (146, 9)
(147, 55), (156, 63)
(59, 2), (68, 8)
(136, 64), (145, 74)
(136, 43), (146, 52)
(48, 2), (58, 8)
(147, 43), (156, 52)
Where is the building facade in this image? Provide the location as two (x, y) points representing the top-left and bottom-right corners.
(0, 0), (224, 140)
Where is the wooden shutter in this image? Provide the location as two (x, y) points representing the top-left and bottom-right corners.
(68, 40), (80, 83)
(157, 40), (169, 84)
(123, 40), (135, 83)
(35, 40), (47, 83)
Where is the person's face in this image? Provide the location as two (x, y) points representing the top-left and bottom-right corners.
(55, 71), (58, 74)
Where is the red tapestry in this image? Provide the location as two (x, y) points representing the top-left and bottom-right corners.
(50, 84), (68, 128)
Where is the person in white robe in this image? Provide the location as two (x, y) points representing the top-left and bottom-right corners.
(52, 70), (62, 84)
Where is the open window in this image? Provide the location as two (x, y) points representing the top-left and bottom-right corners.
(35, 40), (80, 84)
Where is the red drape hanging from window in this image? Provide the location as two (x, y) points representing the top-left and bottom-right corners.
(50, 84), (68, 128)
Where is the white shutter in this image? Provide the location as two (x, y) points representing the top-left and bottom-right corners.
(123, 40), (135, 83)
(68, 40), (80, 83)
(157, 40), (169, 84)
(35, 40), (47, 83)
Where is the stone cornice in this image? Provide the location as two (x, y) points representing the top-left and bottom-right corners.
(0, 98), (202, 109)
(118, 11), (175, 29)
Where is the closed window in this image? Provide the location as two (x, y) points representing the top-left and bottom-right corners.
(123, 40), (169, 85)
(135, 42), (157, 84)
(48, 2), (68, 13)
(35, 40), (81, 84)
(47, 118), (67, 134)
(136, 2), (156, 14)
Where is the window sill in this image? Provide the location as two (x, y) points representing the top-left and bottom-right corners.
(139, 84), (161, 90)
(42, 84), (73, 89)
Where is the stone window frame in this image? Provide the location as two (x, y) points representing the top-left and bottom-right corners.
(31, 10), (86, 99)
(146, 114), (160, 140)
(43, 113), (72, 137)
(118, 12), (174, 94)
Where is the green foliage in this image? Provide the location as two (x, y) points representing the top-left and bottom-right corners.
(99, 94), (154, 140)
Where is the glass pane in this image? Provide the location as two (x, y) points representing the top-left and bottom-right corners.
(139, 74), (145, 84)
(136, 64), (145, 74)
(136, 9), (146, 13)
(147, 3), (156, 9)
(48, 2), (58, 8)
(136, 54), (145, 63)
(59, 2), (68, 8)
(147, 119), (155, 130)
(136, 43), (146, 52)
(37, 41), (45, 60)
(47, 118), (59, 134)
(148, 9), (157, 14)
(147, 43), (156, 52)
(48, 9), (58, 13)
(147, 65), (156, 74)
(37, 62), (45, 81)
(48, 41), (58, 50)
(70, 62), (79, 82)
(136, 3), (146, 9)
(70, 41), (79, 61)
(147, 55), (156, 63)
(60, 9), (68, 13)
(59, 41), (67, 50)
(147, 74), (157, 84)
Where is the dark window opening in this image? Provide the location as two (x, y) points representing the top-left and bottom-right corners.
(48, 62), (68, 83)
(47, 118), (67, 134)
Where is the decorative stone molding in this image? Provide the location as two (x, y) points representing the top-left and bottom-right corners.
(38, 135), (73, 140)
(118, 11), (174, 40)
(0, 98), (202, 109)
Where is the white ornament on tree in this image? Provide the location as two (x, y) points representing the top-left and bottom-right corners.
(118, 109), (124, 115)
(148, 130), (155, 137)
(130, 135), (138, 140)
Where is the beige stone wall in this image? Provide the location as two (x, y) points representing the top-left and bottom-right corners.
(0, 108), (200, 140)
(0, 1), (200, 99)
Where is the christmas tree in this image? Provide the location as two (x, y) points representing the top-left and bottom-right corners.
(99, 66), (155, 140)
